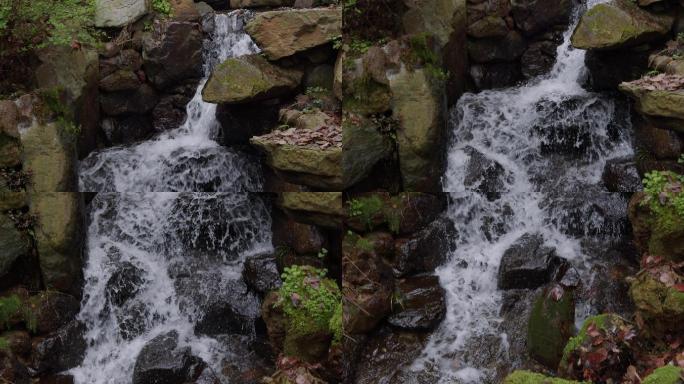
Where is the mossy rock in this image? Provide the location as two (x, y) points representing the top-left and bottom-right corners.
(628, 192), (684, 262)
(346, 192), (444, 235)
(21, 121), (77, 192)
(343, 75), (392, 116)
(527, 286), (575, 370)
(279, 192), (344, 228)
(571, 0), (673, 51)
(642, 365), (683, 384)
(503, 370), (587, 384)
(202, 54), (303, 104)
(0, 214), (29, 278)
(620, 82), (684, 134)
(629, 270), (684, 337)
(342, 115), (393, 188)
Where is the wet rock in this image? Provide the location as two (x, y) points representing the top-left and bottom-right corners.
(142, 21), (203, 90)
(510, 0), (573, 36)
(342, 115), (393, 189)
(497, 233), (566, 290)
(215, 102), (279, 145)
(99, 70), (141, 92)
(467, 16), (509, 38)
(105, 261), (147, 307)
(0, 214), (29, 278)
(634, 118), (684, 160)
(242, 253), (282, 294)
(464, 146), (510, 201)
(279, 192), (344, 229)
(585, 48), (649, 91)
(0, 352), (30, 384)
(152, 94), (190, 132)
(468, 31), (527, 63)
(116, 302), (149, 340)
(1, 330), (31, 356)
(261, 291), (287, 353)
(101, 115), (154, 145)
(101, 84), (159, 116)
(132, 331), (205, 384)
(353, 327), (428, 384)
(245, 8), (342, 60)
(30, 193), (83, 296)
(95, 0), (149, 27)
(393, 217), (456, 277)
(521, 40), (558, 79)
(470, 62), (522, 90)
(202, 54), (303, 104)
(27, 292), (80, 334)
(100, 49), (143, 78)
(32, 320), (87, 374)
(37, 374), (75, 384)
(527, 285), (575, 369)
(271, 213), (326, 255)
(21, 121), (77, 192)
(602, 157), (642, 192)
(195, 302), (254, 336)
(387, 275), (446, 331)
(346, 193), (446, 235)
(571, 0), (673, 50)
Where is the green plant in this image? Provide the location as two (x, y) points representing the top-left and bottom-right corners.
(152, 0), (172, 16)
(678, 154), (684, 164)
(641, 170), (684, 232)
(0, 337), (8, 351)
(278, 266), (341, 340)
(0, 295), (21, 330)
(645, 69), (661, 77)
(332, 35), (342, 50)
(317, 248), (328, 259)
(329, 301), (342, 344)
(348, 38), (373, 55)
(407, 32), (448, 82)
(40, 87), (82, 139)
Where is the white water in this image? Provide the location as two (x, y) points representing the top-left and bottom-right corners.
(78, 12), (262, 192)
(72, 12), (274, 384)
(414, 1), (634, 382)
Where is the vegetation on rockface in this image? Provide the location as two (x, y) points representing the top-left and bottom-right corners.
(342, 0), (406, 41)
(640, 171), (684, 257)
(39, 87), (81, 139)
(406, 33), (448, 82)
(642, 365), (683, 384)
(0, 294), (36, 334)
(152, 0), (172, 16)
(0, 0), (100, 94)
(347, 194), (402, 233)
(503, 370), (587, 384)
(278, 265), (342, 356)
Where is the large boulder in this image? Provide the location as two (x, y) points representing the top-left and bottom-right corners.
(571, 0), (673, 51)
(387, 275), (446, 331)
(245, 8), (342, 60)
(132, 331), (205, 384)
(26, 292), (80, 335)
(32, 321), (87, 374)
(628, 192), (684, 261)
(250, 125), (343, 190)
(342, 115), (393, 188)
(602, 157), (642, 193)
(105, 261), (147, 307)
(389, 68), (446, 191)
(510, 0), (573, 36)
(35, 46), (100, 158)
(620, 76), (684, 133)
(215, 102), (279, 145)
(353, 327), (428, 384)
(628, 265), (684, 338)
(242, 253), (281, 294)
(527, 285), (575, 370)
(142, 21), (203, 90)
(0, 214), (29, 278)
(95, 0), (149, 27)
(20, 121), (77, 192)
(100, 84), (159, 116)
(278, 192), (344, 228)
(497, 233), (566, 290)
(30, 193), (83, 296)
(202, 55), (303, 104)
(101, 115), (154, 145)
(468, 31), (527, 63)
(393, 216), (456, 277)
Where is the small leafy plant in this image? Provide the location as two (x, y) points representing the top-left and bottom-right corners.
(152, 0), (172, 16)
(641, 171), (684, 232)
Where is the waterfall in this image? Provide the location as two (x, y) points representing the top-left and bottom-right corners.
(71, 12), (274, 384)
(78, 12), (263, 192)
(413, 1), (634, 382)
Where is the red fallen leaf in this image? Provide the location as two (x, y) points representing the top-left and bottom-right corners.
(549, 285), (564, 301)
(674, 284), (684, 292)
(592, 336), (605, 346)
(587, 348), (609, 366)
(587, 323), (601, 338)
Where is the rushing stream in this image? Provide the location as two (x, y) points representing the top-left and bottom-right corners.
(72, 12), (273, 384)
(412, 1), (636, 382)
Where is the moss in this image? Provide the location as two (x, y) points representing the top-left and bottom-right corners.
(560, 314), (610, 368)
(527, 289), (575, 368)
(347, 195), (384, 228)
(343, 75), (392, 115)
(354, 236), (375, 253)
(0, 336), (7, 351)
(0, 295), (21, 329)
(503, 370), (587, 384)
(329, 301), (343, 344)
(642, 365), (683, 384)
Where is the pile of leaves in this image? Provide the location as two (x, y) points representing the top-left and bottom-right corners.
(563, 316), (637, 382)
(629, 74), (684, 91)
(261, 125), (342, 150)
(0, 168), (31, 191)
(262, 356), (327, 384)
(637, 256), (684, 293)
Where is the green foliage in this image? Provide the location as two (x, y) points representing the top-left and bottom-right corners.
(643, 365), (683, 384)
(39, 87), (82, 139)
(641, 171), (684, 232)
(317, 247), (328, 260)
(278, 265), (341, 339)
(407, 33), (448, 82)
(348, 38), (373, 55)
(646, 69), (661, 77)
(329, 301), (343, 344)
(347, 195), (383, 228)
(0, 295), (21, 329)
(0, 0), (100, 50)
(0, 336), (8, 351)
(152, 0), (172, 16)
(354, 236), (374, 253)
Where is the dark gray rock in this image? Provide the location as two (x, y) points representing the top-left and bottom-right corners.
(142, 22), (203, 90)
(464, 146), (511, 201)
(468, 31), (527, 63)
(100, 85), (159, 116)
(105, 261), (147, 307)
(132, 331), (205, 384)
(152, 94), (191, 132)
(497, 233), (566, 290)
(32, 321), (87, 374)
(511, 0), (574, 36)
(387, 275), (446, 331)
(393, 217), (456, 277)
(216, 102), (280, 146)
(242, 253), (282, 294)
(101, 115), (154, 145)
(0, 214), (28, 278)
(602, 157), (642, 193)
(470, 62), (522, 90)
(521, 40), (558, 79)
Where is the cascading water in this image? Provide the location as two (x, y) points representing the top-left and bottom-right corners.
(71, 12), (274, 384)
(78, 12), (262, 192)
(412, 1), (636, 382)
